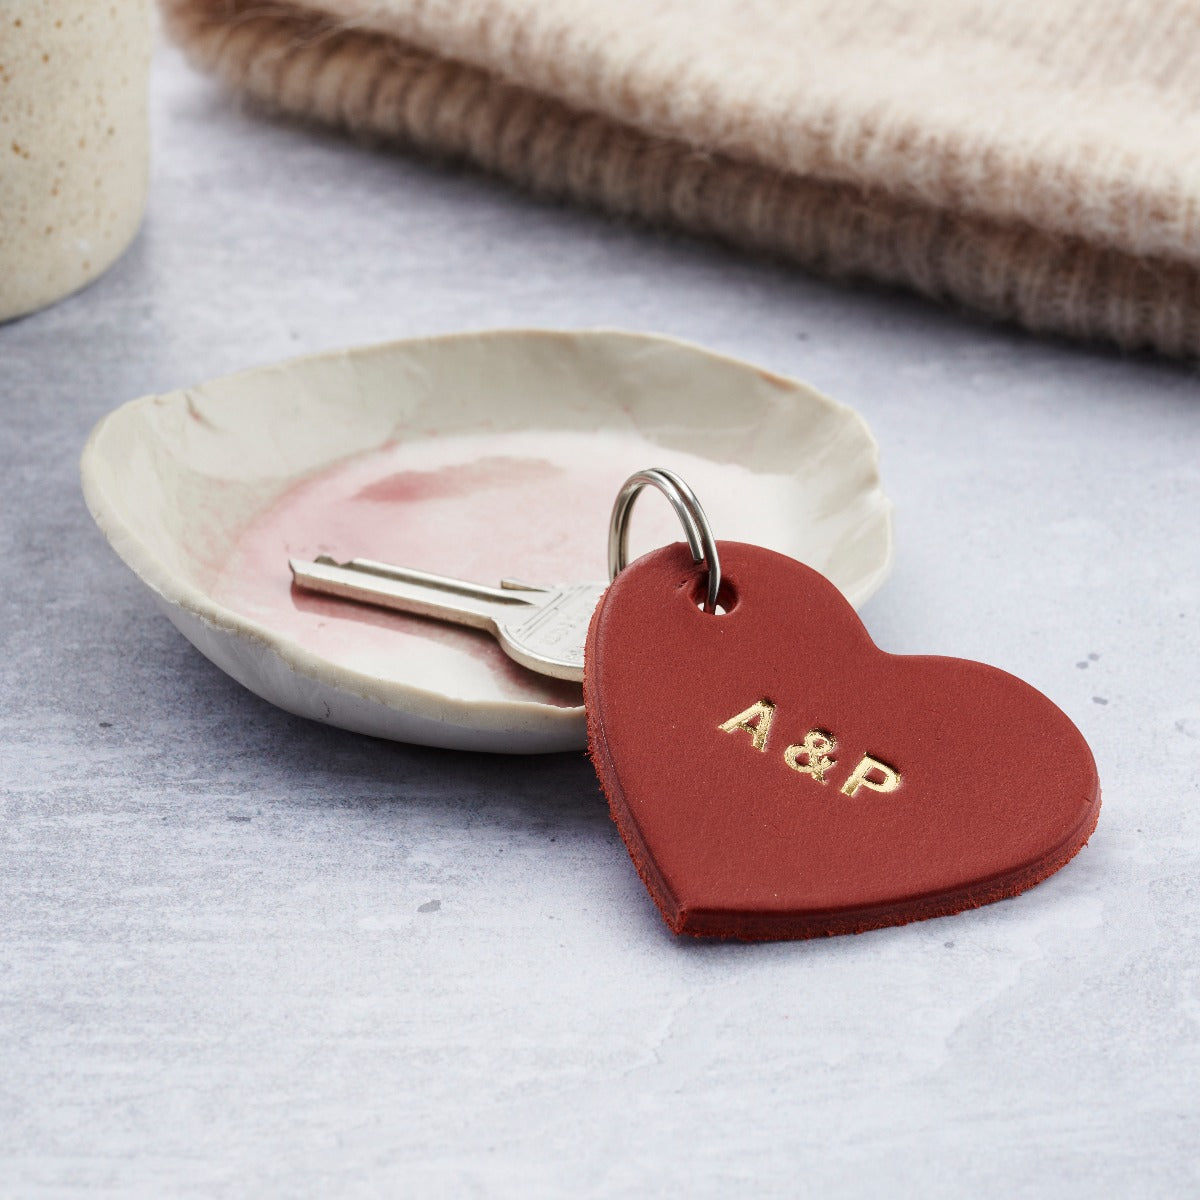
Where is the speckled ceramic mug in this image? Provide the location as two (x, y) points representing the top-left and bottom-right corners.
(0, 1), (151, 322)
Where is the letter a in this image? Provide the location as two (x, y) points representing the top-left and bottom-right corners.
(718, 699), (776, 752)
(840, 755), (902, 798)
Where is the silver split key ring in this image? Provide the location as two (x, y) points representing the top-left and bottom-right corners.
(607, 467), (723, 614)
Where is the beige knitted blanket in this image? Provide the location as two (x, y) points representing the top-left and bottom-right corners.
(164, 0), (1200, 357)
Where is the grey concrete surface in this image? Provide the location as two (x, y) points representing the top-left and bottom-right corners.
(1, 46), (1198, 1199)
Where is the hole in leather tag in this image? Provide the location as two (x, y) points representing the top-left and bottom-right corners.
(688, 573), (738, 616)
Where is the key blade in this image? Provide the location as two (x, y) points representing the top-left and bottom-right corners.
(289, 556), (540, 630)
(344, 558), (549, 605)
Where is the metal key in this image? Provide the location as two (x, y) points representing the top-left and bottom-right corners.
(289, 556), (605, 682)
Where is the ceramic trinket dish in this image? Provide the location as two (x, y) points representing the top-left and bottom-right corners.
(81, 329), (893, 752)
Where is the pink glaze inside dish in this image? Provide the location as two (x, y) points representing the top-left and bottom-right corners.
(210, 430), (763, 709)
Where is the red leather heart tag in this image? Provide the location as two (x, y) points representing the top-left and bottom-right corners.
(584, 542), (1100, 940)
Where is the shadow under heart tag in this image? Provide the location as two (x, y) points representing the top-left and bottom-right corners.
(584, 537), (1101, 941)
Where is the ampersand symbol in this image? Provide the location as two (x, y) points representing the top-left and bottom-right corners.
(783, 729), (837, 783)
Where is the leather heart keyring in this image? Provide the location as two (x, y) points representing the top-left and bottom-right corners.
(584, 469), (1101, 940)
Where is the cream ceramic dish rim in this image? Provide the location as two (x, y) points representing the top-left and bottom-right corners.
(81, 328), (893, 749)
